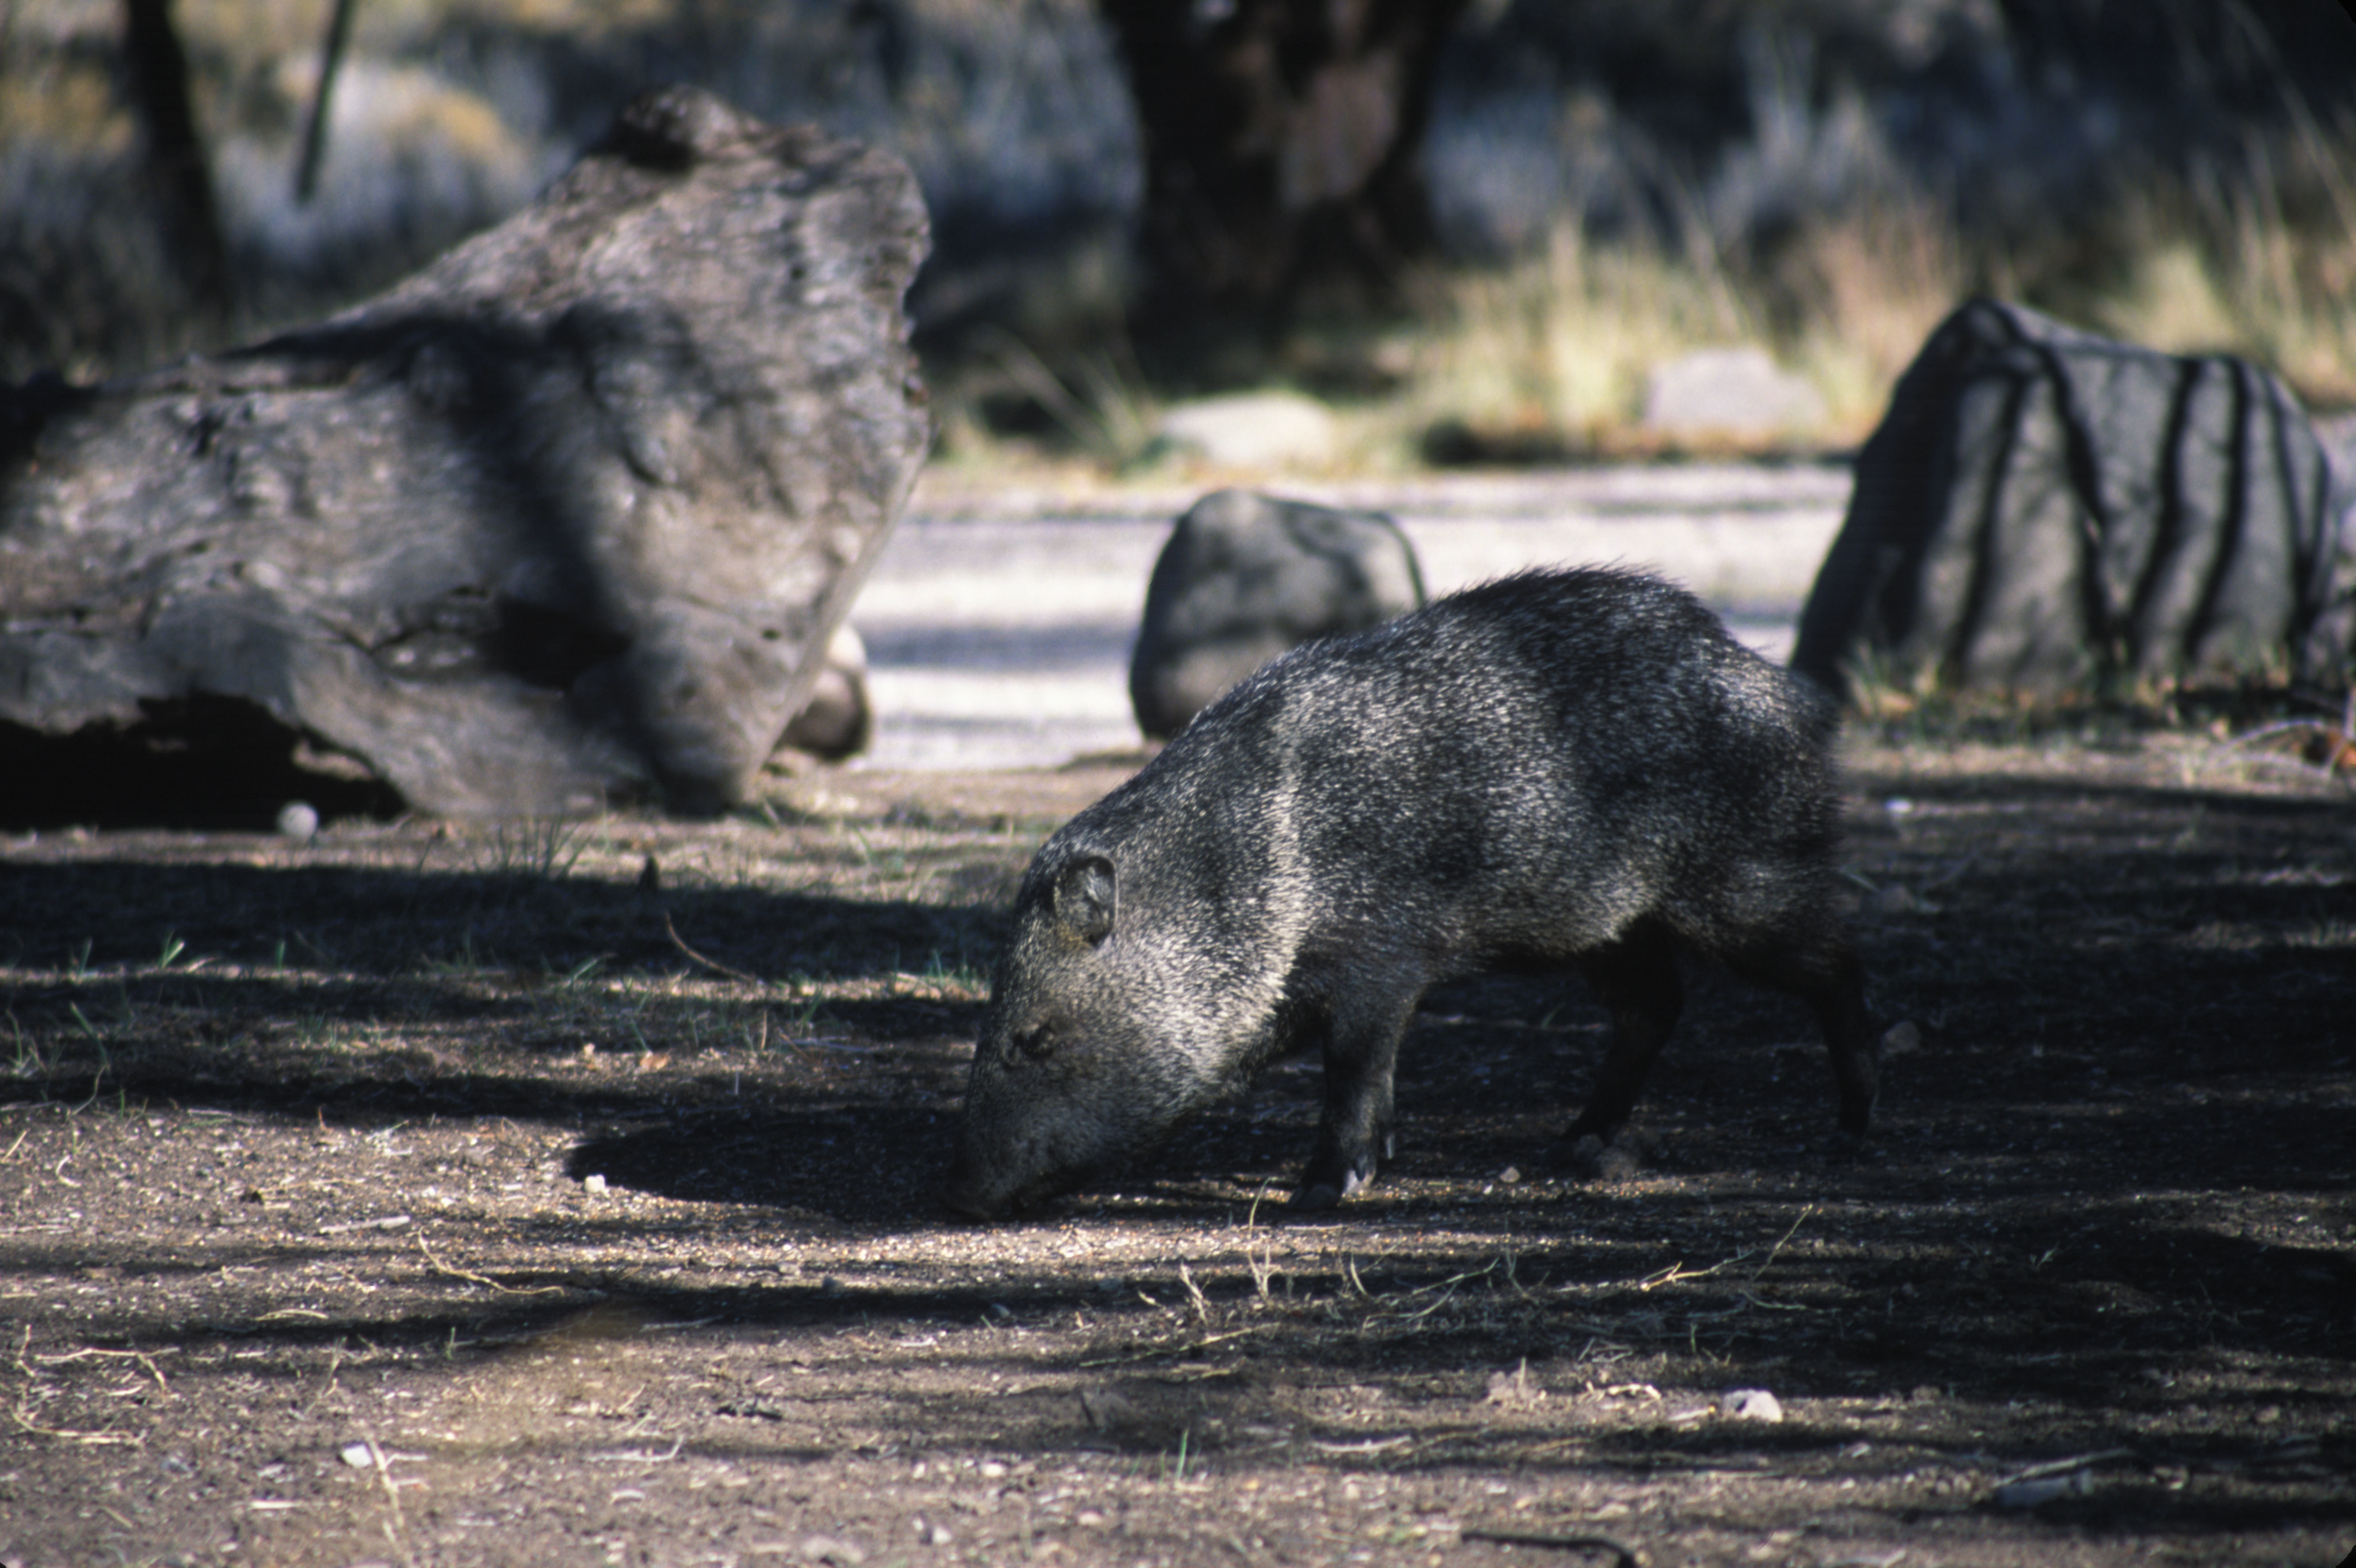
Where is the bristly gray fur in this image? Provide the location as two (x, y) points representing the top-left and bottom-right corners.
(943, 566), (1879, 1219)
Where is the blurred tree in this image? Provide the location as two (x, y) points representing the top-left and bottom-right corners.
(1097, 0), (1469, 344)
(121, 0), (232, 326)
(295, 0), (362, 203)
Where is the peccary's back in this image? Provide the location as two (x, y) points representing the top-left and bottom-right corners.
(1088, 568), (1846, 974)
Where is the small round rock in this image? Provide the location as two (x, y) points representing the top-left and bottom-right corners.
(276, 801), (320, 841)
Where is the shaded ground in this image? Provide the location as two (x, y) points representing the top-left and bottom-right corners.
(1, 739), (2352, 1568)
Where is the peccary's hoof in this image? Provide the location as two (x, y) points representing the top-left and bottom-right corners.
(1287, 1182), (1345, 1213)
(1549, 1133), (1642, 1181)
(1826, 1128), (1871, 1165)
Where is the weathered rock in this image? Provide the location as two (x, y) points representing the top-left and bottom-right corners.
(0, 85), (930, 817)
(1127, 488), (1425, 741)
(776, 624), (873, 763)
(1793, 298), (2356, 700)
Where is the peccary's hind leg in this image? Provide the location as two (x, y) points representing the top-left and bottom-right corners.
(1550, 923), (1682, 1176)
(1725, 934), (1879, 1151)
(1292, 985), (1420, 1211)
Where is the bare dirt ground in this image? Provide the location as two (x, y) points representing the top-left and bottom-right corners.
(2, 730), (2353, 1568)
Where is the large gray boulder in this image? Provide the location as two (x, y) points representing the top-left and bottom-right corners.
(1127, 489), (1425, 742)
(0, 85), (930, 817)
(1793, 298), (2356, 700)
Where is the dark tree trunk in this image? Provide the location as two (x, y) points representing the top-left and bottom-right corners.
(294, 0), (362, 204)
(120, 0), (233, 324)
(1096, 0), (1468, 338)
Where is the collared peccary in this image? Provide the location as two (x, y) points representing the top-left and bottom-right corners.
(942, 567), (1879, 1220)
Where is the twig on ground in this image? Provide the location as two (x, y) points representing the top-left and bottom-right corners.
(7, 1401), (144, 1446)
(363, 1434), (420, 1568)
(1988, 1446), (2144, 1489)
(299, 1342), (346, 1420)
(26, 1344), (174, 1393)
(417, 1236), (569, 1296)
(1749, 1203), (1818, 1281)
(665, 914), (768, 987)
(1636, 1254), (1752, 1291)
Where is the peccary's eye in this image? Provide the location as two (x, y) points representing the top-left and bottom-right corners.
(1013, 1023), (1054, 1060)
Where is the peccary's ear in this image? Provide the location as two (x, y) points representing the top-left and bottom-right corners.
(1052, 853), (1117, 945)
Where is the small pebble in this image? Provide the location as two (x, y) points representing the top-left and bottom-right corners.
(276, 801), (320, 841)
(1869, 883), (1919, 916)
(1993, 1470), (2089, 1509)
(338, 1442), (375, 1468)
(582, 1173), (608, 1193)
(1721, 1387), (1784, 1423)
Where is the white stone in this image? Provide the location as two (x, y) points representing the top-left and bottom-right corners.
(1720, 1387), (1784, 1423)
(1642, 347), (1825, 439)
(1155, 391), (1339, 470)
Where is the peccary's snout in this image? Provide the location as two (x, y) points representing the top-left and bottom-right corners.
(938, 1181), (999, 1222)
(942, 1023), (1143, 1223)
(938, 1147), (1009, 1222)
(940, 1076), (1054, 1222)
(939, 1102), (1003, 1220)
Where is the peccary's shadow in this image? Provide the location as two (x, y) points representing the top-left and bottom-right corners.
(0, 855), (998, 984)
(567, 1104), (962, 1227)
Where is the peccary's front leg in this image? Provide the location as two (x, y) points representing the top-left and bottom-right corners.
(1551, 923), (1683, 1176)
(1292, 986), (1420, 1210)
